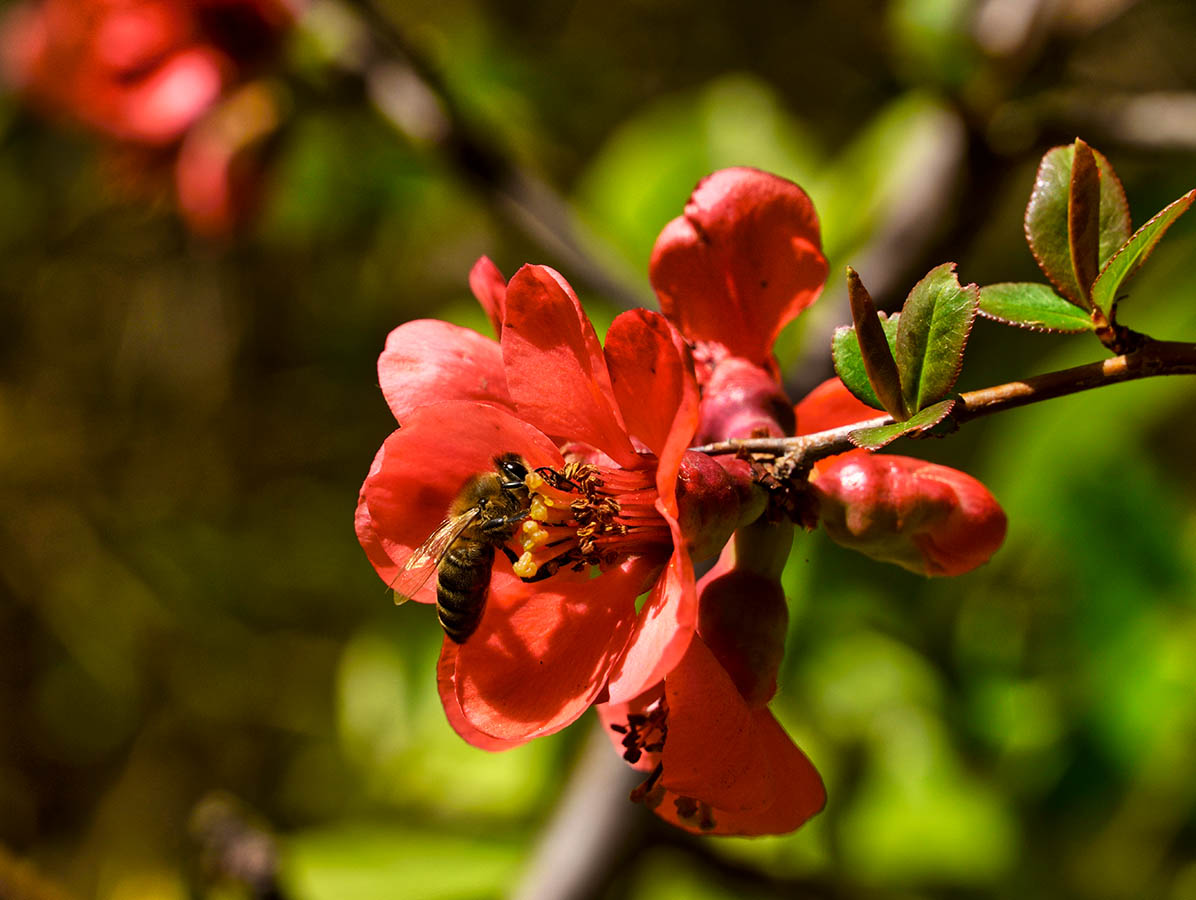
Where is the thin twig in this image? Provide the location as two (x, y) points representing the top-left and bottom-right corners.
(693, 339), (1196, 464)
(333, 0), (650, 310)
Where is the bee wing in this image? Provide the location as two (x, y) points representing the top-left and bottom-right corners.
(390, 508), (480, 604)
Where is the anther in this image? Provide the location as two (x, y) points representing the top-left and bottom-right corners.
(512, 551), (538, 579)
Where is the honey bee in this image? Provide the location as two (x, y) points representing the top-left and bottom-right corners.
(392, 453), (531, 643)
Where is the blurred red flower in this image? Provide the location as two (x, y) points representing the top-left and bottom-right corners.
(1, 0), (296, 234)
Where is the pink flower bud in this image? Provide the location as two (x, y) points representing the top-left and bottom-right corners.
(811, 450), (1006, 576)
(695, 356), (795, 443)
(675, 451), (764, 560)
(697, 568), (788, 708)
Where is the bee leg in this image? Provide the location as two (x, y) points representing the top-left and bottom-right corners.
(477, 512), (528, 539)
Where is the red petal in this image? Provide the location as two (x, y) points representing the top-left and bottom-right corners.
(501, 265), (638, 466)
(649, 637), (825, 835)
(437, 641), (526, 751)
(452, 557), (653, 741)
(378, 319), (511, 425)
(354, 443), (401, 587)
(650, 708), (825, 835)
(358, 402), (562, 599)
(469, 256), (507, 338)
(659, 636), (773, 812)
(605, 525), (696, 705)
(650, 168), (827, 364)
(603, 309), (699, 470)
(794, 376), (879, 435)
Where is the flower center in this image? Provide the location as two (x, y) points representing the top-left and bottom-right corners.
(511, 462), (671, 580)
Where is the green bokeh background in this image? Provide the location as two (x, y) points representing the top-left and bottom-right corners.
(3, 0), (1196, 897)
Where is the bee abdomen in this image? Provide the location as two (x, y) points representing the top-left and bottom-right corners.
(437, 542), (495, 643)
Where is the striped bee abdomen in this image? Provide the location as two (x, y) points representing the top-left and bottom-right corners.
(436, 540), (496, 643)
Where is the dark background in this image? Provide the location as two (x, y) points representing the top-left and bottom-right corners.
(3, 0), (1196, 896)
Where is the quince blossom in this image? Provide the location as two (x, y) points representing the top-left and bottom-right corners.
(357, 166), (1004, 835)
(589, 167), (828, 835)
(356, 263), (760, 745)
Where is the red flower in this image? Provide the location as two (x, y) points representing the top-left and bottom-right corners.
(597, 545), (825, 836)
(356, 263), (762, 744)
(1, 0), (295, 233)
(583, 167), (828, 835)
(651, 166), (828, 382)
(649, 167), (826, 442)
(795, 377), (1007, 576)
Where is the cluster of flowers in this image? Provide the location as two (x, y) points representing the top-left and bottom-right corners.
(1, 0), (298, 235)
(356, 168), (1007, 835)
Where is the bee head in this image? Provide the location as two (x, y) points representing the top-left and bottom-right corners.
(494, 453), (529, 489)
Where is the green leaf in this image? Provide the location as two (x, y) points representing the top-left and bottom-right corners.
(894, 263), (978, 413)
(847, 267), (907, 419)
(978, 282), (1096, 332)
(833, 312), (901, 412)
(1091, 189), (1196, 314)
(1024, 142), (1131, 307)
(849, 399), (955, 450)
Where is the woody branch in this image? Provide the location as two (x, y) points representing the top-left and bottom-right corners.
(690, 339), (1196, 467)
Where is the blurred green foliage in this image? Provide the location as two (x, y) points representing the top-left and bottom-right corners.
(3, 0), (1196, 897)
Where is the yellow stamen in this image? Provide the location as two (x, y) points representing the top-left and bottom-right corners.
(520, 520), (550, 550)
(513, 551), (539, 579)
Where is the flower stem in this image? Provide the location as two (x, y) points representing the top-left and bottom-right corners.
(690, 339), (1196, 465)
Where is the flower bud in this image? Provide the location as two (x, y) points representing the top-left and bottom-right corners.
(675, 451), (764, 559)
(695, 356), (795, 443)
(811, 450), (1006, 576)
(697, 568), (788, 708)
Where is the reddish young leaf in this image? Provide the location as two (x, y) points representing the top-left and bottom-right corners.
(1025, 142), (1131, 307)
(846, 267), (907, 420)
(1068, 139), (1101, 304)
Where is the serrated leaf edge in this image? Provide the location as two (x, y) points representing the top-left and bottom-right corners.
(977, 282), (1096, 333)
(1091, 188), (1196, 312)
(896, 262), (979, 413)
(847, 398), (956, 450)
